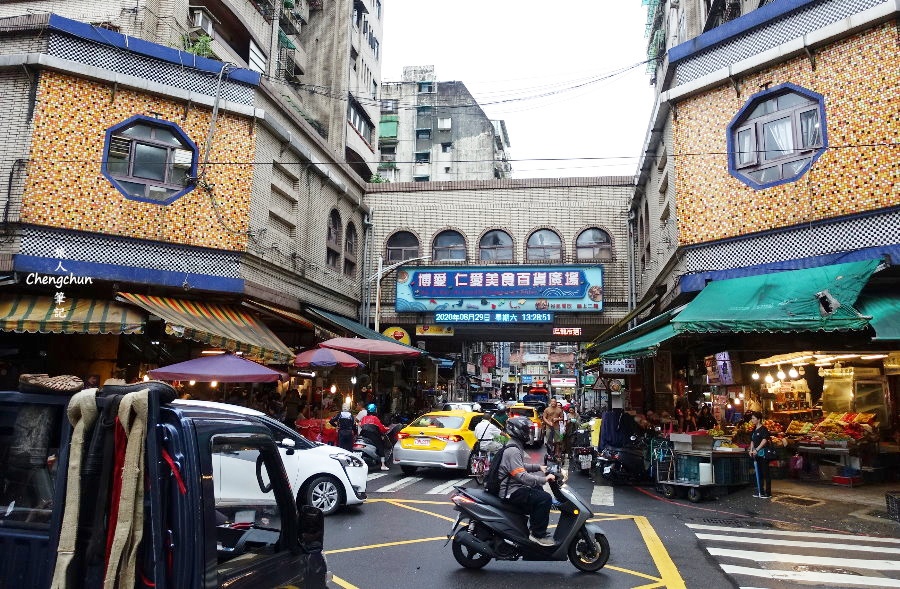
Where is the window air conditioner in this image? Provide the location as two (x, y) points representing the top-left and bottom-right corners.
(191, 10), (214, 37)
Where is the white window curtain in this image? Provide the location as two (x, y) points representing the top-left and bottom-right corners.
(763, 117), (793, 160)
(800, 110), (820, 148)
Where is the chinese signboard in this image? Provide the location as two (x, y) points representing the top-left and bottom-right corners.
(433, 311), (553, 323)
(550, 377), (577, 387)
(552, 327), (582, 336)
(602, 359), (638, 375)
(382, 326), (411, 344)
(395, 265), (603, 313)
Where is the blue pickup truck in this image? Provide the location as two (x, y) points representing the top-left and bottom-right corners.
(0, 380), (326, 589)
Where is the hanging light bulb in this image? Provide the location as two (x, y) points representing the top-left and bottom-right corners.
(751, 371), (760, 380)
(764, 373), (774, 384)
(189, 380), (196, 386)
(330, 384), (337, 394)
(210, 381), (218, 388)
(734, 398), (741, 405)
(788, 367), (799, 379)
(142, 374), (150, 382)
(739, 392), (745, 399)
(776, 365), (786, 380)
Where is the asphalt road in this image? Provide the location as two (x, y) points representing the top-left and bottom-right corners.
(321, 447), (900, 588)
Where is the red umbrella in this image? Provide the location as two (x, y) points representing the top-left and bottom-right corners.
(294, 347), (365, 368)
(318, 337), (423, 358)
(149, 353), (285, 382)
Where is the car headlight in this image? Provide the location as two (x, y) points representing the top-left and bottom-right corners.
(331, 453), (364, 468)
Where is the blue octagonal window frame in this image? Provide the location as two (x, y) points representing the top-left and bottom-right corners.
(726, 82), (828, 190)
(102, 115), (198, 205)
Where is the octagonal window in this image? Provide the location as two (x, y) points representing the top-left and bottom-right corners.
(727, 83), (826, 189)
(102, 115), (198, 204)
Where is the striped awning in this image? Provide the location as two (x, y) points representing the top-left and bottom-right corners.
(0, 294), (145, 334)
(242, 300), (315, 329)
(118, 293), (293, 364)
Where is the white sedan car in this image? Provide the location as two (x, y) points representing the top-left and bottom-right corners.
(176, 400), (367, 515)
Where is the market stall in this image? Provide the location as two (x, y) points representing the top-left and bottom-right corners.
(655, 432), (751, 502)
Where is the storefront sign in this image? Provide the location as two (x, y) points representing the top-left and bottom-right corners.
(552, 327), (582, 336)
(395, 264), (604, 313)
(481, 353), (496, 369)
(520, 375), (534, 384)
(415, 324), (454, 336)
(382, 326), (411, 345)
(550, 377), (577, 387)
(433, 311), (553, 323)
(602, 359), (638, 375)
(582, 374), (597, 385)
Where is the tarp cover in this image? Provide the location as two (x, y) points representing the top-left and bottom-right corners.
(672, 259), (879, 333)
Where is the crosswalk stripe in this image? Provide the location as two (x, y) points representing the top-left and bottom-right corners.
(694, 533), (900, 554)
(366, 472), (389, 481)
(373, 476), (423, 492)
(425, 478), (470, 495)
(687, 523), (900, 543)
(721, 563), (900, 587)
(590, 485), (614, 506)
(708, 547), (900, 570)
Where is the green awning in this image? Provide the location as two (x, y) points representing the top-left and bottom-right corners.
(856, 291), (900, 341)
(672, 259), (880, 333)
(592, 305), (685, 355)
(600, 323), (679, 360)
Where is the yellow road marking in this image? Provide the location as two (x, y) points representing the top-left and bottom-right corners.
(384, 499), (457, 522)
(330, 575), (359, 589)
(367, 498), (449, 505)
(634, 515), (686, 589)
(325, 536), (446, 555)
(604, 564), (663, 582)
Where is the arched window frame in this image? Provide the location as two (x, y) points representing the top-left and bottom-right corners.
(478, 229), (514, 262)
(525, 228), (562, 262)
(385, 230), (420, 262)
(344, 222), (358, 278)
(432, 229), (467, 262)
(575, 227), (612, 261)
(326, 209), (342, 269)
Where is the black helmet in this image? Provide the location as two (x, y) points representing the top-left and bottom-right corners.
(505, 416), (531, 444)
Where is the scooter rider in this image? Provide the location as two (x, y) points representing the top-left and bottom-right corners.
(360, 403), (389, 471)
(498, 416), (556, 546)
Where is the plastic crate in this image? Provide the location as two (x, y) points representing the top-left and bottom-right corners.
(675, 455), (703, 482)
(713, 456), (750, 485)
(886, 491), (900, 522)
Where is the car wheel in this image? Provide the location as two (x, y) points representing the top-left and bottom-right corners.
(304, 475), (344, 516)
(401, 465), (418, 475)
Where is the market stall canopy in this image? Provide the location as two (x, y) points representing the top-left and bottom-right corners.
(0, 294), (144, 334)
(149, 352), (284, 382)
(599, 323), (679, 360)
(118, 293), (293, 364)
(855, 291), (900, 341)
(319, 336), (424, 358)
(294, 347), (365, 368)
(671, 259), (880, 333)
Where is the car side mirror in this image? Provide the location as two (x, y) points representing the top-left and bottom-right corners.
(280, 437), (296, 455)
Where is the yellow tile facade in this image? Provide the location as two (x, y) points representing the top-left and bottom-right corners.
(673, 24), (900, 246)
(22, 72), (254, 251)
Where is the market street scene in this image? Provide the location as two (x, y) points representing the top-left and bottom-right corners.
(0, 1), (898, 588)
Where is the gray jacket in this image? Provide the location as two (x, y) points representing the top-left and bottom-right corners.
(497, 438), (546, 499)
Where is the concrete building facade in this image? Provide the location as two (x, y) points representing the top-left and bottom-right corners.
(377, 66), (512, 183)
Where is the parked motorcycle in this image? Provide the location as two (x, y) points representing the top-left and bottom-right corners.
(446, 468), (610, 572)
(569, 418), (599, 475)
(596, 433), (655, 484)
(353, 424), (402, 469)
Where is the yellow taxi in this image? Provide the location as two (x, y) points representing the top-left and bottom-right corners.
(392, 410), (502, 475)
(507, 404), (544, 447)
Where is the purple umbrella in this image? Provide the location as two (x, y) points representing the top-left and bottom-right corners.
(294, 347), (365, 368)
(149, 352), (285, 382)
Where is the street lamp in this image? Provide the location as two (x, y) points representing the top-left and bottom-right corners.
(367, 254), (429, 333)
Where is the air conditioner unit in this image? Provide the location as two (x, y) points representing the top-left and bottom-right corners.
(191, 9), (214, 37)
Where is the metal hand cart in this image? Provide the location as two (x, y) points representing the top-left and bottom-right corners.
(655, 434), (750, 502)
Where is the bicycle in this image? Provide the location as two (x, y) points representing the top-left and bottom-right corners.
(470, 449), (491, 485)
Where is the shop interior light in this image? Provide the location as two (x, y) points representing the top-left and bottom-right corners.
(860, 354), (888, 360)
(739, 392), (745, 399)
(210, 381), (218, 387)
(142, 374), (149, 382)
(776, 366), (786, 380)
(189, 380), (196, 386)
(751, 371), (760, 380)
(201, 349), (226, 355)
(764, 373), (774, 384)
(350, 376), (357, 384)
(330, 384), (337, 394)
(788, 367), (799, 379)
(734, 398), (741, 405)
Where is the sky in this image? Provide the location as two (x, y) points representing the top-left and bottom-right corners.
(380, 1), (657, 179)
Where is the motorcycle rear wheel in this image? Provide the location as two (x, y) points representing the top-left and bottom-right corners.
(452, 538), (492, 569)
(568, 530), (610, 572)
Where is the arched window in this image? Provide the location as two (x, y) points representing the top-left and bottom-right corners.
(385, 231), (419, 262)
(344, 223), (358, 277)
(479, 230), (513, 261)
(433, 230), (466, 261)
(576, 228), (612, 261)
(526, 229), (562, 261)
(326, 210), (342, 269)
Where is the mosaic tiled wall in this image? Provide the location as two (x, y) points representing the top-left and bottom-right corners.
(673, 23), (900, 246)
(21, 72), (255, 251)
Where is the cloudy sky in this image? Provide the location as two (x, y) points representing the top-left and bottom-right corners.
(380, 1), (657, 179)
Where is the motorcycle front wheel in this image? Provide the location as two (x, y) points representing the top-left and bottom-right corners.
(452, 538), (492, 569)
(568, 529), (610, 572)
